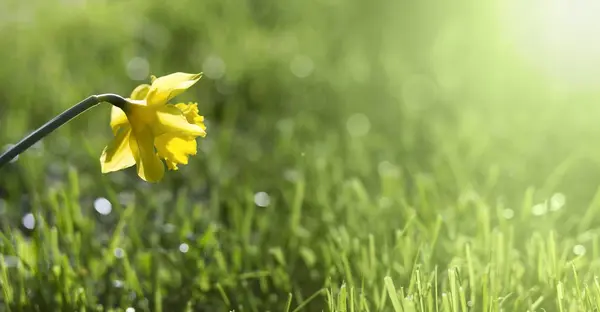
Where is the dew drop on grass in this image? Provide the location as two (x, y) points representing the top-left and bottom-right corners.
(502, 208), (514, 219)
(3, 255), (18, 268)
(93, 197), (112, 215)
(114, 248), (124, 259)
(113, 280), (124, 288)
(550, 193), (566, 211)
(125, 308), (135, 312)
(573, 244), (586, 256)
(532, 202), (548, 216)
(179, 243), (189, 253)
(22, 213), (35, 229)
(254, 192), (270, 207)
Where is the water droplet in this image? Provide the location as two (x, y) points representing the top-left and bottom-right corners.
(254, 192), (270, 207)
(179, 243), (189, 253)
(126, 308), (135, 312)
(550, 193), (566, 211)
(502, 208), (514, 219)
(126, 57), (150, 81)
(290, 55), (314, 78)
(203, 55), (226, 79)
(573, 244), (586, 256)
(467, 301), (474, 307)
(22, 213), (35, 229)
(114, 248), (125, 259)
(93, 197), (112, 215)
(346, 113), (371, 137)
(113, 280), (124, 288)
(532, 202), (548, 216)
(3, 255), (18, 267)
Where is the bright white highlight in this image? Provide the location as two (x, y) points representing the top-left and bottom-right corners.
(503, 0), (600, 87)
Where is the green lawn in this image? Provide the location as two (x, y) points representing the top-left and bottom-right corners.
(2, 0), (600, 311)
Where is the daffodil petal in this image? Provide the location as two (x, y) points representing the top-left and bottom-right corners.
(146, 72), (202, 106)
(155, 105), (206, 137)
(100, 126), (135, 173)
(130, 84), (151, 101)
(129, 127), (165, 182)
(110, 106), (129, 134)
(155, 133), (197, 169)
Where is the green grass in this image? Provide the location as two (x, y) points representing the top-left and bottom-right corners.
(3, 0), (600, 311)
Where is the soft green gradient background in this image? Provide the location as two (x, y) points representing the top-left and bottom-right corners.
(2, 0), (600, 310)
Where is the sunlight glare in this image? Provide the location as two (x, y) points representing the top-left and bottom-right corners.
(503, 0), (600, 88)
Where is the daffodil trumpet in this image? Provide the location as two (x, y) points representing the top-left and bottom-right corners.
(0, 93), (127, 168)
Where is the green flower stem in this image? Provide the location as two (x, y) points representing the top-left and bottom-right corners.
(0, 93), (127, 168)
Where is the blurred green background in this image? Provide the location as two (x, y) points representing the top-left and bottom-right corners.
(3, 0), (600, 311)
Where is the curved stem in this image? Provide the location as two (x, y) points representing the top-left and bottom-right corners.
(0, 94), (127, 168)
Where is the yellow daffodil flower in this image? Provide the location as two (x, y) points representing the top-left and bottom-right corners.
(100, 72), (207, 182)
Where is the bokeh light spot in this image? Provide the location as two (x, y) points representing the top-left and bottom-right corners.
(502, 209), (514, 220)
(532, 203), (547, 216)
(203, 55), (226, 79)
(573, 244), (586, 256)
(254, 192), (270, 207)
(550, 193), (566, 211)
(93, 197), (112, 215)
(346, 113), (371, 137)
(22, 213), (35, 229)
(290, 55), (314, 78)
(126, 57), (150, 81)
(113, 248), (125, 259)
(179, 243), (189, 253)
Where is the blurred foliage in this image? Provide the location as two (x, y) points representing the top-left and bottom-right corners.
(3, 0), (600, 311)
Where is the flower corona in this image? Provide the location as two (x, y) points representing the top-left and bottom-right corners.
(100, 72), (206, 182)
